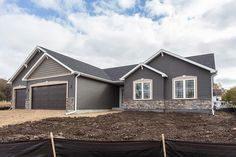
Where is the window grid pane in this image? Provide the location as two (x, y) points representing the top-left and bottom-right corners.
(135, 83), (142, 99)
(185, 80), (195, 98)
(175, 80), (183, 98)
(134, 81), (152, 100)
(143, 82), (150, 99)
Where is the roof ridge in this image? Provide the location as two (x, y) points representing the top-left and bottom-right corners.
(186, 53), (214, 58)
(103, 64), (137, 70)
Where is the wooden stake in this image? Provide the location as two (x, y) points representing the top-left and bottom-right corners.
(50, 132), (57, 157)
(162, 134), (167, 157)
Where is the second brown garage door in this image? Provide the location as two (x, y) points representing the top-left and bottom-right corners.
(32, 84), (66, 110)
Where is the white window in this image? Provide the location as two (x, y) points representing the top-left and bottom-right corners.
(133, 79), (153, 100)
(173, 76), (197, 99)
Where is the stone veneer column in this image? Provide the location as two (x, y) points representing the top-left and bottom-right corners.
(66, 97), (75, 111)
(11, 99), (15, 109)
(25, 99), (31, 109)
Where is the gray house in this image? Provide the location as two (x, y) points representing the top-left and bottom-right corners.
(8, 46), (217, 113)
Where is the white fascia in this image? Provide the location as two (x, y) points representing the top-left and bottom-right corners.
(144, 49), (217, 74)
(79, 72), (123, 84)
(120, 63), (167, 80)
(22, 51), (75, 81)
(8, 46), (41, 83)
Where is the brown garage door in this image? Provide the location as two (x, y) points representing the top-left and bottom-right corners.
(32, 84), (66, 110)
(15, 88), (26, 109)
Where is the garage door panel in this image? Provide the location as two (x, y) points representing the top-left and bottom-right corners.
(32, 84), (66, 110)
(15, 88), (26, 109)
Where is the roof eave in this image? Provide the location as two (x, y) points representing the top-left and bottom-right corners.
(8, 46), (43, 83)
(119, 63), (168, 80)
(144, 49), (216, 73)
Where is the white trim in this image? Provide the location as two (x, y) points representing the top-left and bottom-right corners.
(22, 54), (47, 80)
(12, 85), (27, 106)
(120, 63), (167, 80)
(172, 76), (197, 99)
(22, 53), (74, 81)
(24, 73), (73, 81)
(211, 74), (216, 115)
(144, 49), (217, 73)
(8, 46), (42, 83)
(29, 81), (69, 109)
(133, 79), (153, 100)
(119, 87), (124, 107)
(13, 86), (27, 105)
(79, 72), (123, 84)
(44, 52), (75, 73)
(74, 73), (80, 112)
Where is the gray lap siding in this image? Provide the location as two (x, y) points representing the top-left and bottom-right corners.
(123, 53), (213, 111)
(77, 77), (119, 110)
(148, 53), (212, 100)
(124, 67), (165, 101)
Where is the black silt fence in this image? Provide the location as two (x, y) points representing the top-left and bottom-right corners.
(0, 138), (236, 157)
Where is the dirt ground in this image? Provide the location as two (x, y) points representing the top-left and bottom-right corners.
(0, 110), (121, 127)
(0, 111), (236, 143)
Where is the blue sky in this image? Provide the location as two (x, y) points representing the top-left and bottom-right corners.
(0, 0), (236, 88)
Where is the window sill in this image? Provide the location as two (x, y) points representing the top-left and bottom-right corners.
(173, 98), (197, 100)
(133, 99), (153, 101)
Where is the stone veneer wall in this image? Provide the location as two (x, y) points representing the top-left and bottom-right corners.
(122, 100), (165, 110)
(122, 99), (212, 111)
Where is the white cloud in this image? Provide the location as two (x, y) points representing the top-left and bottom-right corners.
(145, 0), (175, 17)
(31, 0), (59, 10)
(31, 0), (86, 13)
(118, 0), (136, 9)
(0, 1), (236, 88)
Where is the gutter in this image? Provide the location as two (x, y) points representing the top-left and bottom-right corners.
(66, 72), (80, 115)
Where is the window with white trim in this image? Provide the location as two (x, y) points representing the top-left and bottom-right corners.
(173, 76), (197, 99)
(133, 79), (152, 100)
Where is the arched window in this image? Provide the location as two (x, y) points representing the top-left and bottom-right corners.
(173, 76), (197, 99)
(133, 79), (153, 100)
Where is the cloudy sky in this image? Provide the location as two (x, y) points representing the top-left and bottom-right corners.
(0, 0), (235, 88)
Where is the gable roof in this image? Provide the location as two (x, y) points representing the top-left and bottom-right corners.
(103, 64), (137, 81)
(120, 64), (168, 80)
(186, 53), (215, 69)
(144, 49), (217, 73)
(8, 46), (217, 84)
(39, 47), (111, 80)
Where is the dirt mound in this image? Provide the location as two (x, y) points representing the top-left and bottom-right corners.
(0, 111), (236, 143)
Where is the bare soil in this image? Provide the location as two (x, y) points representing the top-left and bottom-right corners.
(0, 110), (121, 127)
(0, 111), (236, 143)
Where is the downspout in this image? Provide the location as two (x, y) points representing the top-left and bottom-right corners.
(66, 72), (80, 115)
(211, 73), (217, 115)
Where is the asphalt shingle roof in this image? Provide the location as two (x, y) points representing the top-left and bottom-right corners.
(103, 64), (137, 81)
(40, 47), (111, 80)
(39, 47), (216, 82)
(186, 53), (216, 69)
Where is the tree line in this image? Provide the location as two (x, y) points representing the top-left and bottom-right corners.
(0, 78), (11, 101)
(222, 87), (236, 106)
